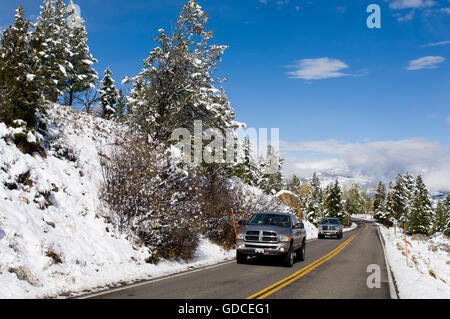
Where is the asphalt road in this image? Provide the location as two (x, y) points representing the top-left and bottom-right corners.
(88, 220), (391, 299)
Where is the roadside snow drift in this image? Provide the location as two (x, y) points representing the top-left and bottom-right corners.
(379, 227), (450, 299)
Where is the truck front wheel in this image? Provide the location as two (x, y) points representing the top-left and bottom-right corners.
(236, 251), (247, 264)
(282, 245), (294, 267)
(296, 241), (305, 261)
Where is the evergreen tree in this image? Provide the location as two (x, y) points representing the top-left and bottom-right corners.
(391, 172), (409, 224)
(64, 0), (98, 106)
(344, 183), (365, 215)
(432, 194), (449, 235)
(407, 175), (433, 235)
(257, 145), (284, 195)
(376, 182), (395, 226)
(323, 179), (345, 223)
(31, 0), (72, 103)
(232, 137), (260, 186)
(287, 175), (301, 195)
(98, 67), (118, 119)
(114, 89), (127, 121)
(0, 7), (41, 128)
(303, 173), (323, 226)
(125, 0), (236, 142)
(373, 181), (386, 213)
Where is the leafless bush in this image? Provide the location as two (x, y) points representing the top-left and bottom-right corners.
(100, 138), (201, 263)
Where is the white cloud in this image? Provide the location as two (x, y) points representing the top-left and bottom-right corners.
(287, 58), (352, 80)
(420, 40), (450, 47)
(396, 10), (415, 21)
(445, 115), (450, 125)
(281, 138), (450, 192)
(406, 56), (445, 70)
(440, 7), (450, 14)
(389, 0), (437, 9)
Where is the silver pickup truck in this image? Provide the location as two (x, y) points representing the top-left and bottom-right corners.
(318, 218), (343, 239)
(236, 212), (306, 267)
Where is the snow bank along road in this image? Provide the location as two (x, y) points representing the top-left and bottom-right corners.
(84, 221), (392, 299)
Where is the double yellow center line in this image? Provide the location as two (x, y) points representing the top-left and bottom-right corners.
(246, 223), (369, 299)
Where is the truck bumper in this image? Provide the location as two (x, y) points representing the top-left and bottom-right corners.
(236, 240), (291, 256)
(319, 230), (339, 236)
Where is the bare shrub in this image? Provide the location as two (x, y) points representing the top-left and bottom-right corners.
(100, 138), (201, 263)
(196, 172), (288, 249)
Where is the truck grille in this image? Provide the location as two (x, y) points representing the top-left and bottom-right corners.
(322, 226), (328, 231)
(245, 231), (278, 243)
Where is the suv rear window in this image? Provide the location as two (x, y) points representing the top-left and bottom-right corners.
(248, 214), (291, 227)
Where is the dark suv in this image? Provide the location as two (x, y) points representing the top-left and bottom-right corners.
(236, 212), (306, 267)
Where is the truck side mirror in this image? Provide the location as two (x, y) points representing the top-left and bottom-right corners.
(295, 222), (304, 229)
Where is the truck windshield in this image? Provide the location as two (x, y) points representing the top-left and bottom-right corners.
(248, 214), (291, 227)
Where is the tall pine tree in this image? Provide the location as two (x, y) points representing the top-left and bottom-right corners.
(0, 7), (41, 128)
(98, 67), (118, 119)
(304, 173), (323, 226)
(432, 194), (449, 235)
(125, 0), (236, 142)
(407, 175), (433, 235)
(31, 0), (72, 103)
(323, 179), (345, 223)
(64, 0), (97, 106)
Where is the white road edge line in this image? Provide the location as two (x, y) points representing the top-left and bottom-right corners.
(376, 224), (399, 300)
(77, 259), (236, 299)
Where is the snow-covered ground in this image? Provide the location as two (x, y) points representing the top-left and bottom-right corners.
(0, 105), (238, 298)
(344, 223), (358, 232)
(352, 214), (375, 221)
(379, 226), (450, 299)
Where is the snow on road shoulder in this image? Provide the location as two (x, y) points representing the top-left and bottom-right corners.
(344, 223), (357, 232)
(379, 226), (450, 299)
(352, 214), (375, 221)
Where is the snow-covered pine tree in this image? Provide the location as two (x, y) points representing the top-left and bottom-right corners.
(114, 89), (127, 121)
(373, 181), (386, 213)
(31, 0), (72, 103)
(232, 137), (260, 186)
(257, 145), (284, 195)
(125, 0), (236, 143)
(98, 67), (118, 119)
(403, 171), (415, 223)
(0, 7), (41, 128)
(344, 183), (365, 215)
(391, 172), (409, 224)
(287, 175), (301, 195)
(303, 172), (323, 226)
(432, 194), (449, 235)
(375, 181), (395, 226)
(407, 175), (433, 235)
(323, 179), (345, 223)
(64, 0), (98, 107)
(444, 193), (450, 236)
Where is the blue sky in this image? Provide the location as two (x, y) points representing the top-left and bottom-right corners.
(1, 0), (449, 191)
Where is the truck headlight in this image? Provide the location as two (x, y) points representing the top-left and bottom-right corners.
(279, 235), (290, 242)
(237, 233), (245, 240)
